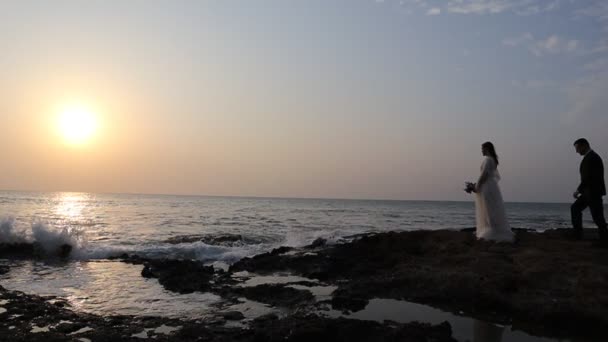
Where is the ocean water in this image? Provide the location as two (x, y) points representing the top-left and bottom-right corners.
(0, 191), (581, 263)
(0, 191), (596, 340)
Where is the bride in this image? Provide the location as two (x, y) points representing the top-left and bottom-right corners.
(467, 142), (514, 242)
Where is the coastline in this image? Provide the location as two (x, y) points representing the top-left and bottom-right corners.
(1, 228), (607, 341)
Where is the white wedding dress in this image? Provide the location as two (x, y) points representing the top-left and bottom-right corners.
(475, 157), (514, 242)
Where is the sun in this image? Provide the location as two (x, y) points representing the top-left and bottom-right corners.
(57, 104), (99, 146)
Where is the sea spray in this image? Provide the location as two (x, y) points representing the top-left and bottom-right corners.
(31, 221), (87, 258)
(0, 217), (27, 244)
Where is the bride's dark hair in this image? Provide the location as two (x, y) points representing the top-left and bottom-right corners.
(482, 141), (499, 166)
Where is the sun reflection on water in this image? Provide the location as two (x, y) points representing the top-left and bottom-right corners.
(54, 193), (92, 221)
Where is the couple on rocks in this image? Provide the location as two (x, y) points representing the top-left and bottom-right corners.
(466, 138), (607, 246)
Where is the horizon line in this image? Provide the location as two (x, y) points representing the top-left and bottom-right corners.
(0, 188), (573, 205)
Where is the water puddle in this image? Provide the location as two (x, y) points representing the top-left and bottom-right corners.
(288, 284), (337, 301)
(223, 297), (279, 320)
(324, 298), (586, 342)
(131, 325), (181, 338)
(232, 272), (317, 287)
(68, 327), (94, 335)
(154, 324), (181, 335)
(30, 325), (51, 333)
(0, 260), (222, 318)
(132, 328), (154, 338)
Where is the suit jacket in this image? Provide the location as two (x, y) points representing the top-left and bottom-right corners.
(578, 150), (606, 197)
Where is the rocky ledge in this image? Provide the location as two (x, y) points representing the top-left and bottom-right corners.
(0, 285), (455, 341)
(229, 228), (608, 339)
(2, 228), (607, 341)
(118, 228), (608, 340)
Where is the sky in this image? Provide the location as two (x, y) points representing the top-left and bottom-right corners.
(0, 0), (607, 202)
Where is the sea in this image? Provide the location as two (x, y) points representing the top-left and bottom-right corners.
(0, 191), (595, 341)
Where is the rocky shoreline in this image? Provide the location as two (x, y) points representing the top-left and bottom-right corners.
(1, 228), (607, 341)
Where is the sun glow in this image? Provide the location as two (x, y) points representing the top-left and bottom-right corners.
(57, 104), (99, 146)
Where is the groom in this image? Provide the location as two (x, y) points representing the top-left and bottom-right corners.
(571, 138), (608, 245)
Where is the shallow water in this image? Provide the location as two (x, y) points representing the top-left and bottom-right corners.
(0, 260), (221, 318)
(324, 298), (588, 342)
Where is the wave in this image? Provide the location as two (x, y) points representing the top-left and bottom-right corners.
(79, 241), (269, 264)
(1, 217), (88, 258)
(0, 216), (358, 264)
(0, 217), (27, 244)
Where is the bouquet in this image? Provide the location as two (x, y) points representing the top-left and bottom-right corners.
(464, 182), (476, 194)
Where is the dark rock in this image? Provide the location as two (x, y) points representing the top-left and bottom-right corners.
(165, 233), (272, 247)
(0, 243), (35, 258)
(233, 284), (315, 308)
(0, 265), (9, 275)
(58, 244), (72, 258)
(227, 229), (608, 339)
(309, 238), (327, 248)
(0, 285), (457, 342)
(220, 311), (245, 321)
(138, 259), (215, 293)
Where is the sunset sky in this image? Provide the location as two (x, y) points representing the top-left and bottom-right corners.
(1, 0), (607, 202)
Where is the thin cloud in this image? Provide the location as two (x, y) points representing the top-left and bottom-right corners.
(530, 35), (579, 56)
(379, 0), (561, 17)
(504, 33), (580, 56)
(446, 0), (558, 15)
(427, 7), (441, 15)
(447, 0), (515, 14)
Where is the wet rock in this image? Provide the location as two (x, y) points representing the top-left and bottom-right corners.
(0, 243), (35, 259)
(330, 292), (369, 313)
(309, 238), (327, 248)
(57, 244), (72, 259)
(228, 229), (608, 339)
(0, 265), (9, 275)
(238, 314), (456, 342)
(165, 233), (272, 247)
(220, 311), (244, 321)
(0, 285), (456, 342)
(233, 284), (314, 308)
(0, 242), (72, 259)
(139, 259), (215, 294)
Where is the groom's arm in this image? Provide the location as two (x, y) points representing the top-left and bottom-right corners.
(577, 154), (600, 195)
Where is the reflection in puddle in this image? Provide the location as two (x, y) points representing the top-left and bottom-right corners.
(132, 328), (154, 339)
(30, 325), (51, 333)
(234, 273), (317, 287)
(68, 327), (94, 335)
(288, 284), (337, 301)
(0, 260), (221, 318)
(325, 299), (580, 342)
(154, 324), (181, 335)
(224, 297), (279, 320)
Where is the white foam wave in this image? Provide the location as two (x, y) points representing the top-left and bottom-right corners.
(0, 217), (27, 244)
(32, 221), (88, 258)
(282, 229), (351, 248)
(79, 240), (271, 264)
(0, 217), (87, 258)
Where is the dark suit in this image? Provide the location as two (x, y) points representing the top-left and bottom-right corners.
(571, 150), (608, 240)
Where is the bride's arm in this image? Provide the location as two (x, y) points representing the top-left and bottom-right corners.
(474, 158), (491, 192)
